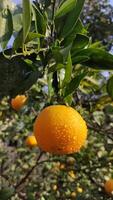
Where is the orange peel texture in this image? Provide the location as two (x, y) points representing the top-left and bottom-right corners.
(34, 105), (87, 155)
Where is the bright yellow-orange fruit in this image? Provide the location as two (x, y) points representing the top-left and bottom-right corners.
(104, 179), (113, 194)
(34, 105), (87, 155)
(11, 95), (27, 111)
(25, 135), (38, 147)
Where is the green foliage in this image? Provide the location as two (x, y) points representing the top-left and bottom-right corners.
(32, 3), (47, 35)
(107, 76), (113, 99)
(62, 52), (72, 87)
(64, 71), (87, 97)
(22, 0), (31, 43)
(55, 0), (76, 19)
(72, 48), (113, 69)
(0, 0), (113, 100)
(0, 2), (113, 199)
(55, 0), (85, 38)
(82, 0), (113, 51)
(0, 8), (13, 49)
(0, 188), (14, 200)
(13, 28), (23, 50)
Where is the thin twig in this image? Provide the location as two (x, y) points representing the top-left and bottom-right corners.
(15, 151), (44, 190)
(31, 107), (38, 116)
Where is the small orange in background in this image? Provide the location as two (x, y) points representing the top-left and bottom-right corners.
(104, 179), (113, 195)
(71, 192), (77, 198)
(25, 135), (38, 147)
(34, 105), (87, 155)
(11, 95), (27, 111)
(77, 187), (83, 193)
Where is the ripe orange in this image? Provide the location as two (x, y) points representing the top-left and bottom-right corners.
(104, 179), (113, 194)
(25, 135), (38, 147)
(71, 192), (77, 198)
(34, 105), (87, 155)
(11, 95), (27, 111)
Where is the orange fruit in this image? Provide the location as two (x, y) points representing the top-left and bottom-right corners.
(104, 179), (113, 194)
(25, 135), (38, 147)
(71, 192), (76, 198)
(77, 187), (83, 193)
(11, 95), (27, 111)
(34, 105), (87, 155)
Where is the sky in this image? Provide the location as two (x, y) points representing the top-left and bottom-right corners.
(12, 0), (113, 5)
(109, 0), (113, 5)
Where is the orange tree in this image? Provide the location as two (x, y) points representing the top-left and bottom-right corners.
(0, 0), (113, 199)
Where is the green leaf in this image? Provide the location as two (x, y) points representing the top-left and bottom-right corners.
(13, 30), (44, 50)
(12, 71), (39, 96)
(72, 34), (89, 50)
(60, 44), (72, 61)
(64, 71), (87, 97)
(61, 0), (85, 38)
(72, 55), (89, 64)
(13, 29), (23, 50)
(61, 19), (87, 47)
(13, 9), (22, 32)
(25, 32), (45, 43)
(55, 0), (76, 19)
(27, 192), (35, 200)
(22, 0), (31, 42)
(0, 188), (14, 200)
(48, 63), (64, 74)
(0, 9), (13, 49)
(72, 19), (87, 35)
(64, 94), (73, 105)
(47, 73), (54, 100)
(107, 76), (113, 99)
(89, 41), (103, 49)
(72, 48), (113, 69)
(62, 52), (72, 87)
(32, 3), (46, 34)
(52, 48), (63, 63)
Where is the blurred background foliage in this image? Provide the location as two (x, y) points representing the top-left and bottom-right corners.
(0, 0), (113, 199)
(82, 0), (113, 51)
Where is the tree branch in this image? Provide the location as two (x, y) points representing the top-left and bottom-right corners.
(15, 151), (44, 190)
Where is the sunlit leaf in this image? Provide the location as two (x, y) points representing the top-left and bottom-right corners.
(0, 9), (13, 49)
(25, 32), (45, 43)
(22, 0), (31, 42)
(62, 52), (72, 87)
(72, 34), (89, 51)
(60, 0), (85, 38)
(55, 0), (76, 19)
